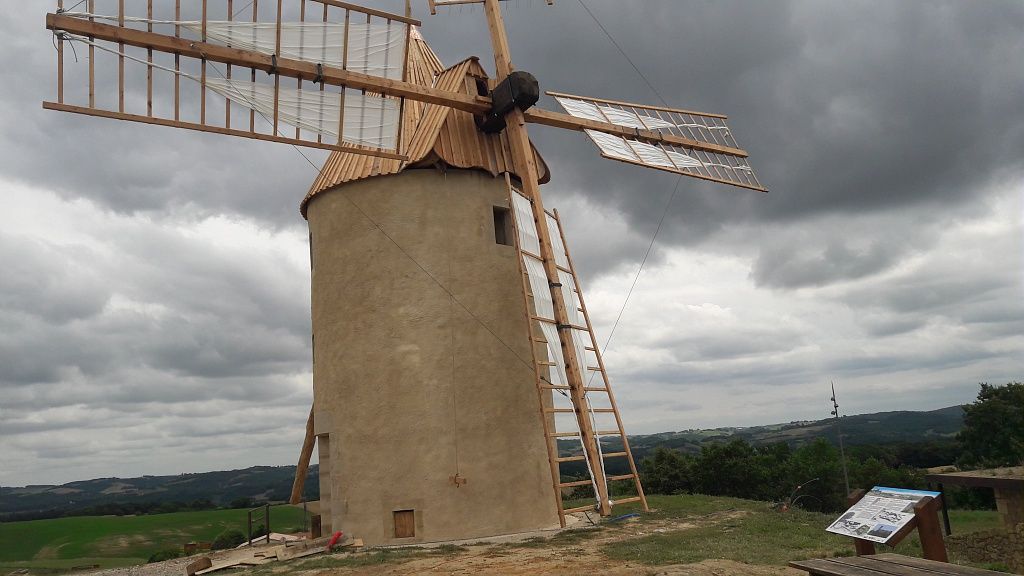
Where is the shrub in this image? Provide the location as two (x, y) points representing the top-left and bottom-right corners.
(211, 529), (247, 550)
(147, 548), (183, 563)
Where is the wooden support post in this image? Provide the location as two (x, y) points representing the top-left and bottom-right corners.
(87, 0), (95, 108)
(483, 0), (610, 516)
(848, 490), (877, 556)
(226, 0), (233, 128)
(250, 0), (258, 132)
(174, 0), (180, 121)
(310, 514), (322, 538)
(146, 0), (152, 116)
(914, 496), (948, 562)
(201, 0), (207, 125)
(295, 0), (305, 139)
(273, 0), (283, 134)
(57, 0), (63, 103)
(117, 0), (124, 113)
(289, 406), (317, 504)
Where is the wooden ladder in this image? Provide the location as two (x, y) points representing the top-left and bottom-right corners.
(506, 179), (648, 527)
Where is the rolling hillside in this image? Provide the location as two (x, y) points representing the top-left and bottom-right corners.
(2, 406), (964, 520)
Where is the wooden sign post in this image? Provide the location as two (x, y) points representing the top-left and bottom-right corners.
(846, 489), (948, 562)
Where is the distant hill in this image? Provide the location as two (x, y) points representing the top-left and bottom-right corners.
(1, 405), (963, 520)
(623, 404), (965, 455)
(0, 465), (318, 521)
(556, 405), (965, 479)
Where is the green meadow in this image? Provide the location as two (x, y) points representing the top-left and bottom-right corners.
(0, 505), (307, 572)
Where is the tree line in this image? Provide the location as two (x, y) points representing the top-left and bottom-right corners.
(637, 382), (1021, 512)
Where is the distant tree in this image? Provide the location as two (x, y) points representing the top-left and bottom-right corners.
(691, 439), (760, 497)
(785, 438), (843, 511)
(640, 447), (694, 495)
(189, 498), (215, 510)
(147, 548), (183, 563)
(229, 497), (254, 509)
(957, 382), (1024, 468)
(211, 529), (246, 550)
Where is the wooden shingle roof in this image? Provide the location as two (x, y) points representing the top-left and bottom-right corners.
(301, 32), (549, 217)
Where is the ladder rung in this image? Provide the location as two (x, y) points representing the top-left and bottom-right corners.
(608, 474), (635, 481)
(563, 503), (597, 514)
(555, 452), (627, 463)
(520, 248), (543, 261)
(587, 366), (601, 371)
(540, 385), (608, 392)
(613, 496), (644, 505)
(548, 430), (620, 437)
(537, 361), (556, 367)
(558, 479), (593, 488)
(585, 346), (596, 351)
(544, 408), (615, 414)
(533, 337), (548, 343)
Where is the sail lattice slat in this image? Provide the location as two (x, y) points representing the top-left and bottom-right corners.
(553, 93), (766, 192)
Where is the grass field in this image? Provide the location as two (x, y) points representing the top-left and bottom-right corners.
(0, 497), (1005, 575)
(600, 495), (1004, 569)
(0, 505), (308, 572)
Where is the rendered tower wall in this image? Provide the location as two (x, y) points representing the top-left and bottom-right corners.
(306, 168), (558, 545)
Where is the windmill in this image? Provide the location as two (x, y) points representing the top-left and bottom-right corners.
(44, 0), (765, 545)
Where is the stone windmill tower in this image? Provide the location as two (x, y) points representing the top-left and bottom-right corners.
(301, 39), (563, 543)
(45, 0), (765, 546)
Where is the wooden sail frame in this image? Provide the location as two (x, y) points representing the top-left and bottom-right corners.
(46, 1), (419, 160)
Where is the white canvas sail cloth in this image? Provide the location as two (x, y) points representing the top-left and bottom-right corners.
(181, 22), (408, 80)
(60, 14), (408, 81)
(205, 78), (399, 149)
(553, 94), (765, 191)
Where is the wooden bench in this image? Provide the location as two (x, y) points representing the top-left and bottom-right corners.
(790, 553), (1008, 576)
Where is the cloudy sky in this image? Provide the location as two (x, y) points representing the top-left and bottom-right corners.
(1, 1), (1022, 487)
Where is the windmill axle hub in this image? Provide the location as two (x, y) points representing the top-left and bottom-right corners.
(477, 70), (540, 134)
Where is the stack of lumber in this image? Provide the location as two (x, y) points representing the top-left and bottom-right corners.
(185, 536), (363, 575)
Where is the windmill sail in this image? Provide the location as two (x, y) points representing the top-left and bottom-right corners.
(45, 2), (417, 159)
(551, 92), (765, 192)
(59, 13), (409, 81)
(204, 78), (400, 149)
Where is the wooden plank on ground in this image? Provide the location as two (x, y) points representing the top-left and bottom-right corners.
(788, 558), (893, 576)
(873, 554), (1009, 576)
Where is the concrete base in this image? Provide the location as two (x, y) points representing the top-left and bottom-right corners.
(306, 168), (559, 546)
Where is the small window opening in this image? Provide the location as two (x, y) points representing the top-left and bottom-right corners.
(493, 206), (513, 246)
(393, 509), (415, 538)
(475, 78), (490, 97)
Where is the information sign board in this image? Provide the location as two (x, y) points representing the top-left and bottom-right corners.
(826, 486), (941, 544)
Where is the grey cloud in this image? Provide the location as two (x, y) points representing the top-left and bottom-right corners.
(0, 234), (111, 324)
(752, 237), (904, 289)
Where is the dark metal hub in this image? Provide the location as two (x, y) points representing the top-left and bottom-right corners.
(476, 70), (540, 134)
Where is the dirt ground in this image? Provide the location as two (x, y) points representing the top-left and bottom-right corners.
(292, 512), (804, 576)
(72, 510), (806, 576)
